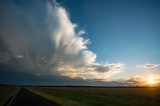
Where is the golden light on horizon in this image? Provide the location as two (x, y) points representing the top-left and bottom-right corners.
(146, 77), (157, 86)
(148, 78), (156, 84)
(133, 74), (160, 86)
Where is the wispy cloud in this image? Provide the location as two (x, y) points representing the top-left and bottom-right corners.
(57, 63), (125, 80)
(136, 63), (159, 68)
(0, 0), (125, 81)
(144, 64), (159, 68)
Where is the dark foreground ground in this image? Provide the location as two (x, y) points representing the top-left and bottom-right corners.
(30, 87), (160, 106)
(1, 86), (160, 106)
(10, 88), (60, 106)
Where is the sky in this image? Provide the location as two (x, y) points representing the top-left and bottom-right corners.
(0, 0), (160, 86)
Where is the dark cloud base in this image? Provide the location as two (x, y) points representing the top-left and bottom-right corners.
(0, 64), (128, 86)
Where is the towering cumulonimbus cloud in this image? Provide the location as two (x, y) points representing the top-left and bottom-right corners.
(0, 0), (125, 81)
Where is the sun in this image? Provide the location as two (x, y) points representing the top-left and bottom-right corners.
(146, 77), (157, 86)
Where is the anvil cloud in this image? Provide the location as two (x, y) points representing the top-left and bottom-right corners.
(0, 0), (125, 81)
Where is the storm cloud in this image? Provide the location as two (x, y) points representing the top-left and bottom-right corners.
(0, 0), (125, 81)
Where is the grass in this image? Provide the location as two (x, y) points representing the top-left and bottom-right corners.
(29, 87), (160, 106)
(0, 86), (19, 106)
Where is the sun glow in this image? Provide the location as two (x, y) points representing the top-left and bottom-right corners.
(146, 77), (157, 86)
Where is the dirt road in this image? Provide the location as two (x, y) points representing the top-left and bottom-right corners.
(10, 88), (61, 106)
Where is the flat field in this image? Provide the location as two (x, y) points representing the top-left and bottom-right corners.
(29, 87), (160, 106)
(0, 86), (19, 106)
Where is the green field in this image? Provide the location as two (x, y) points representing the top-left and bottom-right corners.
(0, 86), (19, 106)
(29, 87), (160, 106)
(0, 86), (160, 106)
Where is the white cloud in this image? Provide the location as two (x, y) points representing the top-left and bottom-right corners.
(57, 63), (125, 80)
(0, 0), (125, 81)
(14, 54), (24, 59)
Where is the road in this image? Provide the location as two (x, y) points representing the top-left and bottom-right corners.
(10, 88), (61, 106)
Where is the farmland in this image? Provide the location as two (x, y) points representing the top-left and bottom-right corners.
(0, 86), (19, 106)
(29, 87), (160, 106)
(0, 86), (160, 106)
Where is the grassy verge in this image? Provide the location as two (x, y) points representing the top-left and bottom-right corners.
(28, 88), (80, 106)
(0, 86), (19, 106)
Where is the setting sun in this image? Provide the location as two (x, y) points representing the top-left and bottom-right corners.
(146, 77), (157, 86)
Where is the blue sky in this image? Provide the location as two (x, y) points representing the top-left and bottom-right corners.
(60, 0), (160, 78)
(62, 0), (160, 63)
(0, 0), (160, 86)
